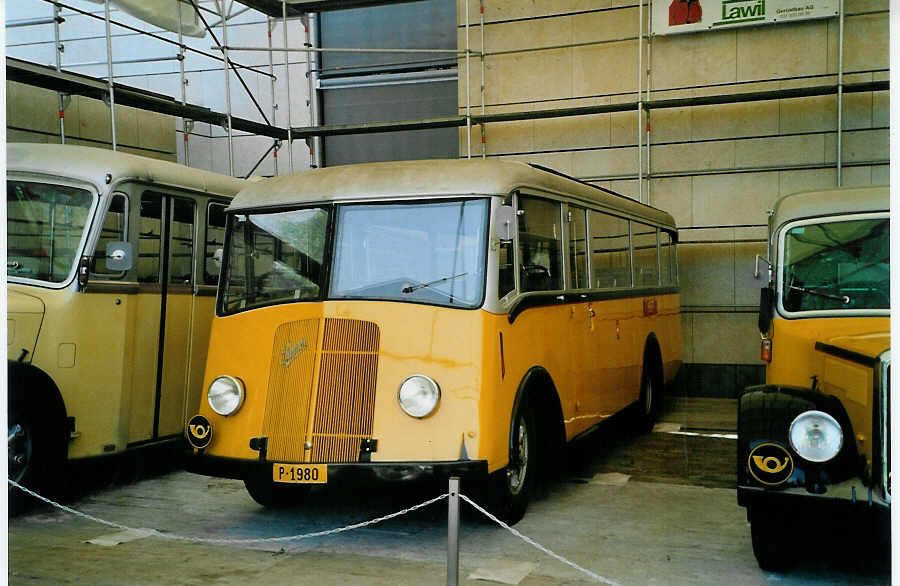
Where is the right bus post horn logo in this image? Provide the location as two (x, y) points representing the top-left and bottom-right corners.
(748, 443), (794, 486)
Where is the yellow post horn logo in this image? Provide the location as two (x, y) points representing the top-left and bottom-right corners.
(751, 455), (789, 474)
(189, 423), (210, 439)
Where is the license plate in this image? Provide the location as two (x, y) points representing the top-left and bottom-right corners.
(272, 463), (327, 484)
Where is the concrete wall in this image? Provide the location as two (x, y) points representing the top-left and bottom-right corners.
(6, 0), (312, 177)
(457, 0), (889, 396)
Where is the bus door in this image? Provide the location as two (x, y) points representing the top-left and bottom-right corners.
(128, 191), (196, 443)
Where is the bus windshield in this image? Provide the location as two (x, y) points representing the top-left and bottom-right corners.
(7, 180), (95, 283)
(221, 207), (329, 313)
(782, 216), (890, 312)
(330, 199), (489, 308)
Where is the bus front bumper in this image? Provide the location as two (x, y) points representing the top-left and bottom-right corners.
(185, 452), (489, 484)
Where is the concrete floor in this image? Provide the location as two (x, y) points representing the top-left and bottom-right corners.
(8, 398), (891, 585)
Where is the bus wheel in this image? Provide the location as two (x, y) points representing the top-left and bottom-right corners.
(636, 360), (660, 434)
(243, 477), (310, 508)
(488, 396), (536, 525)
(749, 506), (793, 571)
(8, 397), (61, 511)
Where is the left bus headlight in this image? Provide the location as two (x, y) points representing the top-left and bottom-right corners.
(789, 410), (842, 463)
(398, 375), (440, 418)
(208, 375), (245, 416)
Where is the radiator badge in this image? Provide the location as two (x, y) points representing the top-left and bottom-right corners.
(748, 443), (793, 486)
(280, 338), (308, 368)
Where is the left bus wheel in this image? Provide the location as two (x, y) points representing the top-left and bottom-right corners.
(8, 397), (62, 511)
(244, 477), (310, 508)
(488, 396), (537, 525)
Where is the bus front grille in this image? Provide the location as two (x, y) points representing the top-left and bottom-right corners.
(262, 318), (320, 462)
(261, 317), (380, 464)
(310, 318), (380, 462)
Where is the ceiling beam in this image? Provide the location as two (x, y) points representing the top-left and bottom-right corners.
(236, 0), (429, 18)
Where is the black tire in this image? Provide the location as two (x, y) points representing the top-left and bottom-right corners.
(487, 394), (537, 525)
(243, 476), (311, 508)
(749, 506), (793, 572)
(635, 358), (660, 434)
(8, 395), (66, 512)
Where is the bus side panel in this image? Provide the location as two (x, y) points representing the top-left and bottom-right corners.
(622, 292), (683, 406)
(128, 290), (163, 444)
(157, 289), (194, 437)
(184, 294), (216, 427)
(27, 288), (132, 459)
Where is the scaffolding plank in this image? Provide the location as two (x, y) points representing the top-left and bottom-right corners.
(7, 57), (290, 141)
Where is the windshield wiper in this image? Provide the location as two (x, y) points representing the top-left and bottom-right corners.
(788, 284), (851, 305)
(401, 272), (468, 294)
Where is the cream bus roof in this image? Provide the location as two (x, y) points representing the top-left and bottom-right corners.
(771, 185), (889, 231)
(7, 143), (246, 196)
(228, 158), (677, 228)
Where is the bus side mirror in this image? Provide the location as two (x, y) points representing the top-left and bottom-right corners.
(758, 286), (775, 335)
(494, 205), (515, 242)
(106, 241), (133, 271)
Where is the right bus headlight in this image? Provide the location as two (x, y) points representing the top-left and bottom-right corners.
(398, 375), (440, 418)
(789, 410), (843, 463)
(207, 375), (245, 416)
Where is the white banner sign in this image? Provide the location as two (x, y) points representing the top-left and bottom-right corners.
(653, 0), (839, 36)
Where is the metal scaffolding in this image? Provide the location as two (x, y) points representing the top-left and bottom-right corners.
(4, 0), (889, 188)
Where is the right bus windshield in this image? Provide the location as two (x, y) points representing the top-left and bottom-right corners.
(782, 216), (890, 312)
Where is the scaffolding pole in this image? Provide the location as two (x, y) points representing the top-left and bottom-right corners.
(480, 0), (485, 159)
(104, 0), (117, 150)
(218, 0), (235, 176)
(637, 0), (643, 203)
(177, 0), (190, 166)
(283, 0), (295, 172)
(268, 16), (279, 175)
(837, 0), (845, 186)
(53, 3), (67, 144)
(308, 12), (323, 168)
(465, 0), (471, 159)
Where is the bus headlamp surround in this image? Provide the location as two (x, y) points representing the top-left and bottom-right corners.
(789, 410), (843, 463)
(207, 375), (245, 416)
(398, 375), (441, 418)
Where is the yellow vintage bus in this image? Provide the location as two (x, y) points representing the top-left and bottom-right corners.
(185, 159), (681, 522)
(738, 186), (890, 570)
(7, 143), (245, 501)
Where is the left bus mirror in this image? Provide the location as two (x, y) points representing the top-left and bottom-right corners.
(494, 205), (515, 241)
(105, 241), (133, 271)
(758, 286), (775, 335)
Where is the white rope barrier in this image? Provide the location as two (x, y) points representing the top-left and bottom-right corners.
(8, 479), (446, 544)
(459, 493), (620, 585)
(10, 478), (620, 584)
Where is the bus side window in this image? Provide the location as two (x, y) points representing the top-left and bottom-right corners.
(567, 206), (588, 289)
(517, 196), (562, 292)
(91, 192), (128, 278)
(660, 230), (676, 286)
(632, 222), (659, 287)
(590, 211), (630, 289)
(138, 194), (162, 283)
(169, 198), (195, 285)
(205, 202), (227, 285)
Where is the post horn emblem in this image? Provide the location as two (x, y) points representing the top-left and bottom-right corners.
(187, 414), (213, 449)
(748, 443), (794, 486)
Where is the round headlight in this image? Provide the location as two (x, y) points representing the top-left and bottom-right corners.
(789, 410), (843, 463)
(207, 375), (245, 416)
(398, 375), (440, 418)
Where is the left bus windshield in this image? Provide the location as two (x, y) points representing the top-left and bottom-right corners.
(782, 216), (889, 312)
(7, 180), (94, 283)
(330, 199), (489, 308)
(221, 207), (329, 313)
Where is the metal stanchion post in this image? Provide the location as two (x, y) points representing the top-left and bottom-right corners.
(447, 477), (460, 586)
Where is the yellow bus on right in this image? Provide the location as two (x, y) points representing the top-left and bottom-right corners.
(737, 186), (890, 571)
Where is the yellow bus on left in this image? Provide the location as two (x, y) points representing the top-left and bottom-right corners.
(7, 143), (246, 502)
